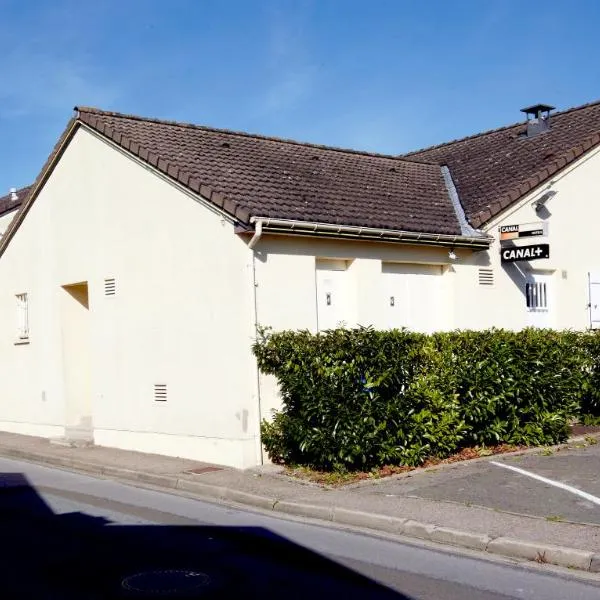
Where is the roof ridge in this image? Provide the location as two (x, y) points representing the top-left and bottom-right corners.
(75, 106), (436, 165)
(404, 98), (600, 156)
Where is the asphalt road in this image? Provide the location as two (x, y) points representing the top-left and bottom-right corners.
(1, 457), (599, 600)
(361, 441), (600, 526)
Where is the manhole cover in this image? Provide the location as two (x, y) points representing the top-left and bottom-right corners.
(121, 569), (211, 596)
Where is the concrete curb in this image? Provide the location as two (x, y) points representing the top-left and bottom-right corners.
(2, 446), (600, 574)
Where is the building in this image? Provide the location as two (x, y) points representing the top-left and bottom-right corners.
(0, 186), (29, 236)
(0, 100), (599, 467)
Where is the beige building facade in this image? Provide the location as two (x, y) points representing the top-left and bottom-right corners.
(0, 102), (599, 467)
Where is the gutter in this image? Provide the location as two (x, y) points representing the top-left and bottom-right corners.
(249, 217), (491, 249)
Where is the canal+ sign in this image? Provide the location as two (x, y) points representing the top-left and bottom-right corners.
(501, 243), (549, 264)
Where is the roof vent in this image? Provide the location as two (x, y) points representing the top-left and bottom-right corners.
(520, 104), (555, 138)
(9, 187), (18, 201)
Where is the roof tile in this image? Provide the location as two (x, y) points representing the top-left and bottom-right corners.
(405, 100), (600, 225)
(76, 107), (463, 235)
(0, 186), (31, 219)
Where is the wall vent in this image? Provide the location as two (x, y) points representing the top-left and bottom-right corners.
(104, 278), (116, 296)
(154, 384), (167, 402)
(478, 268), (494, 286)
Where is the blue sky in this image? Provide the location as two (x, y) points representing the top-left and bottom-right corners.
(1, 0), (599, 193)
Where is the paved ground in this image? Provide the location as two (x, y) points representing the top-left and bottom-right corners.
(2, 431), (600, 571)
(3, 456), (600, 600)
(358, 442), (600, 526)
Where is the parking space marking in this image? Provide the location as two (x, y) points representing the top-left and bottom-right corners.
(490, 460), (600, 506)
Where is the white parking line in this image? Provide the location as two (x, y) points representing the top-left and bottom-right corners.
(490, 460), (600, 506)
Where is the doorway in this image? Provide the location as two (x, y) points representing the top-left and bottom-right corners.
(61, 282), (93, 441)
(315, 259), (352, 331)
(382, 263), (444, 332)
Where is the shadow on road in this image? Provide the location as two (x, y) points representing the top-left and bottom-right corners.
(1, 472), (412, 598)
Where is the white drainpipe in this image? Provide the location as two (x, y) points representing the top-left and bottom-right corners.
(248, 219), (263, 249)
(248, 218), (264, 464)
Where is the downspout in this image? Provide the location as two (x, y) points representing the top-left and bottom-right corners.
(248, 219), (263, 250)
(249, 219), (264, 464)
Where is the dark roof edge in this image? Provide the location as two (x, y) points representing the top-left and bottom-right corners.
(404, 98), (600, 157)
(77, 112), (253, 224)
(0, 119), (78, 259)
(470, 130), (600, 228)
(74, 106), (439, 166)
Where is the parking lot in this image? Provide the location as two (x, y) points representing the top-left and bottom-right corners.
(357, 439), (600, 526)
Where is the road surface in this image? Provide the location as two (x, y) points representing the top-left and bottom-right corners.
(1, 456), (599, 599)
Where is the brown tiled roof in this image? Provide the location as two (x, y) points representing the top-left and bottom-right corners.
(0, 186), (31, 218)
(76, 107), (464, 236)
(405, 100), (600, 227)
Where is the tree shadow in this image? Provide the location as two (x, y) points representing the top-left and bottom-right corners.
(0, 472), (412, 599)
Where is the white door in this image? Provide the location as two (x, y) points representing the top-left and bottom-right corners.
(383, 269), (409, 329)
(525, 273), (552, 328)
(316, 260), (351, 331)
(382, 263), (444, 333)
(588, 272), (600, 329)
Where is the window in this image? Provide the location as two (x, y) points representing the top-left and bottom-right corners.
(525, 282), (547, 310)
(16, 293), (29, 339)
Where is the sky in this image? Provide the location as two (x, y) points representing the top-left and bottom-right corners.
(1, 0), (600, 193)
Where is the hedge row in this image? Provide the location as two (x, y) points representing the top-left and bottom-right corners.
(252, 327), (600, 471)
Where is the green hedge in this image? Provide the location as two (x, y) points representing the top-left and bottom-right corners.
(252, 327), (600, 471)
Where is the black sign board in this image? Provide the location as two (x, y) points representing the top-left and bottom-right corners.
(501, 243), (550, 263)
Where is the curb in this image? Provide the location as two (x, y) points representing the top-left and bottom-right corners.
(2, 446), (600, 574)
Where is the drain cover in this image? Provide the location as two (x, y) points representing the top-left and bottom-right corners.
(121, 569), (211, 596)
(184, 466), (223, 475)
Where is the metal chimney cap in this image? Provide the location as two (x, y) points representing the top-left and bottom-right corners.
(521, 104), (555, 118)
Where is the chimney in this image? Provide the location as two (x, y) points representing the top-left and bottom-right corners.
(9, 187), (18, 202)
(520, 104), (555, 138)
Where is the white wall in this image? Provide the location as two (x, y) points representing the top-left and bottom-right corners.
(252, 234), (461, 419)
(456, 145), (600, 331)
(0, 126), (259, 468)
(0, 209), (18, 236)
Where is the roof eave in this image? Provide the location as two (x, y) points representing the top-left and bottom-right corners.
(248, 217), (491, 249)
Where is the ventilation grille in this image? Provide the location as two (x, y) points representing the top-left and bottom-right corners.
(104, 278), (116, 296)
(478, 268), (494, 286)
(154, 384), (167, 402)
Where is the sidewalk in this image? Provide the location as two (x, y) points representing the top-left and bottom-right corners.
(1, 431), (599, 574)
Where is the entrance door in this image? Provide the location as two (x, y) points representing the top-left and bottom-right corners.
(588, 272), (600, 329)
(316, 260), (352, 331)
(525, 273), (552, 328)
(382, 263), (444, 332)
(61, 282), (93, 441)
